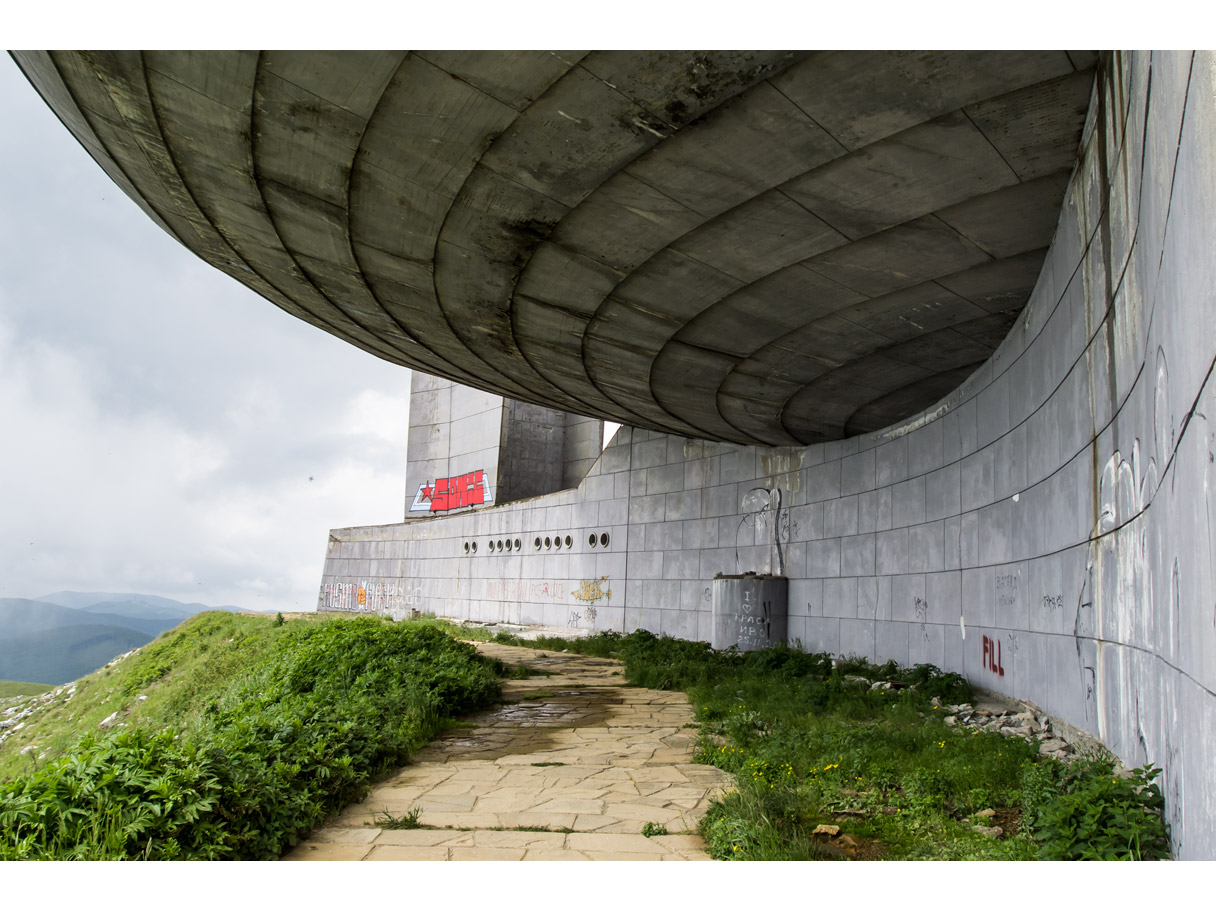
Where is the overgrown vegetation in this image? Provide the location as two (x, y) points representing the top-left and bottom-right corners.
(2, 613), (1169, 862)
(508, 629), (1170, 861)
(0, 614), (501, 859)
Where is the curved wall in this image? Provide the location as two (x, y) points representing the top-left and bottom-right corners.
(320, 52), (1216, 857)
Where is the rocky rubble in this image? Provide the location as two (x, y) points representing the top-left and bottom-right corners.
(0, 646), (142, 756)
(842, 669), (1126, 773)
(0, 683), (76, 756)
(934, 690), (1127, 774)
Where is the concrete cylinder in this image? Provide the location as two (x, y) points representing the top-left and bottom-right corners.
(711, 575), (788, 651)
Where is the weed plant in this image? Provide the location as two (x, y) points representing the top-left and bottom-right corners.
(372, 807), (423, 829)
(0, 616), (500, 859)
(1021, 760), (1169, 859)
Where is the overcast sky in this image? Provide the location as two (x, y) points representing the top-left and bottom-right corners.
(0, 57), (413, 614)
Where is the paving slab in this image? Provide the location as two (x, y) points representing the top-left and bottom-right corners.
(283, 642), (730, 861)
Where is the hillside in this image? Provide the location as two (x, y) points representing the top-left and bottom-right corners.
(0, 613), (502, 859)
(0, 599), (183, 639)
(0, 599), (178, 685)
(0, 682), (53, 699)
(0, 612), (286, 777)
(0, 593), (256, 686)
(0, 625), (151, 686)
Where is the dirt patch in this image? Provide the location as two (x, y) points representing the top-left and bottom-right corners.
(991, 806), (1022, 838)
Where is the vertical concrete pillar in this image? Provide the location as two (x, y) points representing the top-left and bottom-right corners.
(712, 575), (788, 651)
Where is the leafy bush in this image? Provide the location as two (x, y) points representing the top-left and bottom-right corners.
(0, 618), (500, 859)
(1023, 760), (1170, 859)
(0, 729), (225, 860)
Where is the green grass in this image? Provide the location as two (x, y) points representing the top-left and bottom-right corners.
(0, 614), (503, 859)
(504, 629), (1170, 861)
(371, 807), (423, 829)
(0, 681), (53, 700)
(0, 611), (299, 780)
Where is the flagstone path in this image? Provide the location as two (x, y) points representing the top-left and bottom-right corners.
(283, 641), (731, 861)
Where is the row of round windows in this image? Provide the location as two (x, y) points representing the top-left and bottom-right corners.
(463, 532), (611, 555)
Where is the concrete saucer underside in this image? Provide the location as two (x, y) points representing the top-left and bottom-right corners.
(14, 50), (1098, 445)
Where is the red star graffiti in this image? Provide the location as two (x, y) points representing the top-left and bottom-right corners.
(409, 470), (492, 513)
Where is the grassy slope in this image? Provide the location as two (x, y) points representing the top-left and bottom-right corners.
(0, 612), (296, 780)
(1, 613), (504, 859)
(0, 682), (53, 699)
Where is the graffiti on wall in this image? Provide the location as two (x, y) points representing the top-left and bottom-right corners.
(486, 579), (569, 602)
(320, 580), (424, 619)
(981, 634), (1006, 677)
(736, 486), (786, 575)
(1079, 347), (1179, 733)
(736, 585), (775, 650)
(914, 596), (930, 644)
(572, 576), (612, 605)
(568, 605), (597, 627)
(995, 572), (1019, 610)
(409, 469), (494, 513)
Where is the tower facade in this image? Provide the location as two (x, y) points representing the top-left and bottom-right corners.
(405, 373), (604, 518)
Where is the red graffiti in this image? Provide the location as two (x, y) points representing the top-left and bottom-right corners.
(981, 635), (1005, 677)
(410, 469), (491, 513)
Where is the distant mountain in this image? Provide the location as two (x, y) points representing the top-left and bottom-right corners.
(0, 592), (256, 686)
(37, 591), (248, 615)
(69, 599), (194, 621)
(0, 599), (182, 639)
(0, 624), (151, 686)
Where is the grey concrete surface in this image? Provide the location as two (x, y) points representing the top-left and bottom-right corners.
(19, 48), (1216, 858)
(13, 50), (1095, 446)
(404, 372), (603, 518)
(315, 53), (1216, 858)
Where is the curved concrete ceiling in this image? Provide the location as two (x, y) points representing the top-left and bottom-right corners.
(13, 50), (1098, 445)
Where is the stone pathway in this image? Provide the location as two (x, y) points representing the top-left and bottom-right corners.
(283, 642), (731, 860)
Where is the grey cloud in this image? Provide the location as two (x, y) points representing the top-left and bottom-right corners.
(0, 59), (411, 615)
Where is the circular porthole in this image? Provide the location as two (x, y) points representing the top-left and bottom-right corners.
(489, 539), (496, 552)
(588, 533), (597, 547)
(514, 538), (521, 550)
(554, 535), (562, 550)
(497, 539), (503, 550)
(544, 536), (552, 549)
(534, 537), (542, 550)
(464, 541), (470, 554)
(564, 535), (573, 549)
(471, 541), (478, 553)
(600, 533), (610, 548)
(505, 539), (512, 551)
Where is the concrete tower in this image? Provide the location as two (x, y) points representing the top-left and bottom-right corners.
(405, 373), (604, 518)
